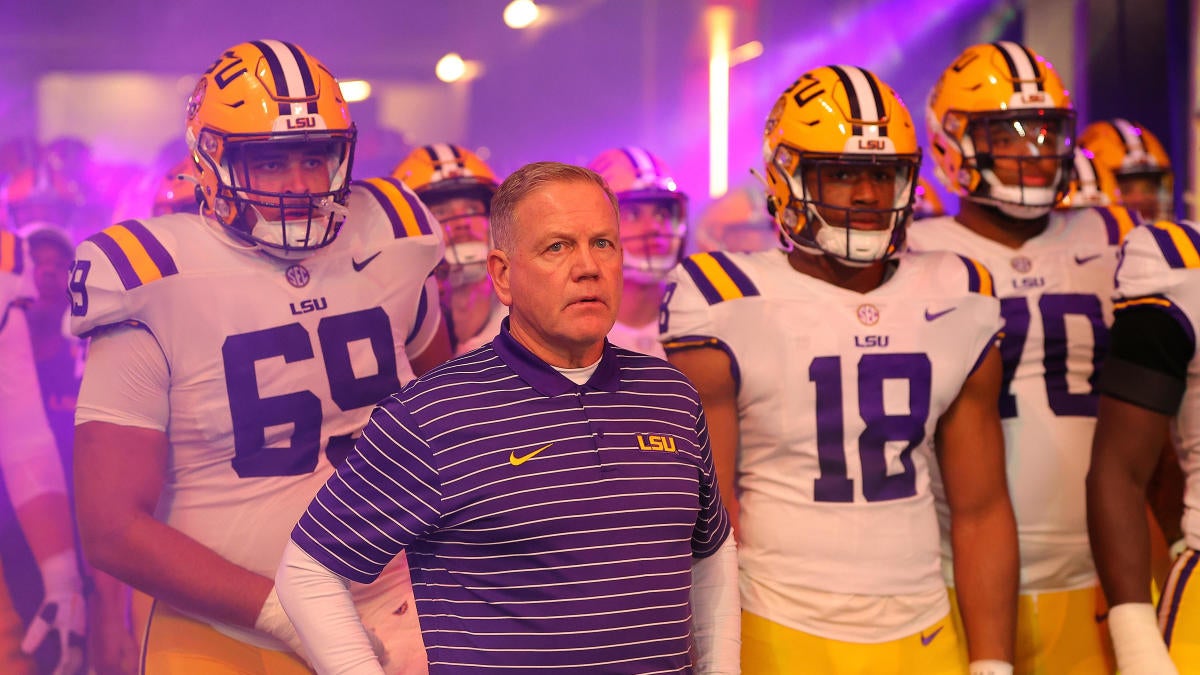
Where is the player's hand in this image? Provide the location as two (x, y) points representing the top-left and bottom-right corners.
(87, 575), (137, 675)
(21, 551), (86, 675)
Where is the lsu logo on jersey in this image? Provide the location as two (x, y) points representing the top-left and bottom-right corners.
(636, 434), (677, 453)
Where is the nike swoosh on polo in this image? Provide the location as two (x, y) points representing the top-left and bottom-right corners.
(509, 443), (554, 466)
(924, 307), (957, 321)
(920, 625), (944, 646)
(352, 251), (382, 272)
(1074, 253), (1103, 265)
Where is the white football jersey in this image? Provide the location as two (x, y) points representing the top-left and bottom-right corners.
(453, 300), (506, 356)
(1112, 220), (1200, 550)
(660, 249), (1001, 635)
(70, 178), (443, 646)
(609, 318), (665, 358)
(908, 205), (1137, 592)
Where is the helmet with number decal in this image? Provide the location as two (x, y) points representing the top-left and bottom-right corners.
(152, 156), (202, 216)
(926, 41), (1075, 220)
(587, 147), (688, 283)
(763, 65), (921, 264)
(1058, 147), (1115, 209)
(1078, 119), (1172, 219)
(393, 143), (498, 290)
(185, 40), (356, 259)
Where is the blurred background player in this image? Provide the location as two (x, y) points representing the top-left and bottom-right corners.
(1058, 147), (1116, 210)
(1079, 119), (1173, 222)
(151, 157), (202, 217)
(1087, 219), (1200, 675)
(393, 143), (504, 355)
(693, 180), (778, 253)
(70, 39), (449, 674)
(0, 227), (86, 675)
(587, 147), (688, 356)
(661, 64), (1017, 674)
(914, 177), (947, 220)
(911, 40), (1141, 674)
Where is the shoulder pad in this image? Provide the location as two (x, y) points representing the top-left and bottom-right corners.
(678, 251), (759, 305)
(1090, 205), (1141, 246)
(352, 177), (438, 239)
(83, 220), (180, 290)
(1132, 220), (1200, 270)
(955, 254), (996, 297)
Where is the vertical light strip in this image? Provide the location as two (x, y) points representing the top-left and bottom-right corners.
(707, 6), (733, 199)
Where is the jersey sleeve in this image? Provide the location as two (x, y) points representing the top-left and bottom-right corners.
(404, 275), (443, 357)
(292, 395), (443, 583)
(68, 220), (180, 338)
(659, 252), (758, 352)
(944, 253), (1004, 376)
(1091, 204), (1142, 247)
(75, 323), (171, 431)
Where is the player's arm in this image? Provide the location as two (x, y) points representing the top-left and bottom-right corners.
(1087, 303), (1191, 675)
(74, 326), (305, 655)
(936, 345), (1018, 667)
(0, 307), (86, 673)
(667, 345), (741, 534)
(407, 275), (452, 376)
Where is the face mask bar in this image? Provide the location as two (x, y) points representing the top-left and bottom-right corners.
(617, 196), (688, 280)
(961, 110), (1076, 212)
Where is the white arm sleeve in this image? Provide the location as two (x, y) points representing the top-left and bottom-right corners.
(75, 323), (170, 431)
(0, 308), (67, 507)
(403, 276), (443, 360)
(690, 536), (740, 675)
(276, 540), (384, 675)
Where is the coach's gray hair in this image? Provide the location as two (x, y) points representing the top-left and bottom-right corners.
(489, 161), (619, 253)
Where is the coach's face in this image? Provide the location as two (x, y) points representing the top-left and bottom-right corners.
(490, 179), (622, 367)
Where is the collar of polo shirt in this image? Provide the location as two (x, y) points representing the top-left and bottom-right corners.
(494, 318), (622, 396)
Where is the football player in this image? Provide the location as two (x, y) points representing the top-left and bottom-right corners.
(588, 147), (688, 357)
(70, 40), (449, 674)
(661, 65), (1018, 674)
(910, 41), (1141, 674)
(693, 182), (778, 254)
(151, 157), (202, 217)
(393, 144), (504, 355)
(1087, 219), (1200, 675)
(0, 228), (86, 675)
(1079, 119), (1173, 221)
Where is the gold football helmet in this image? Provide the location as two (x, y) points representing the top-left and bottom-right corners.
(1058, 147), (1116, 209)
(588, 147), (688, 283)
(152, 156), (202, 216)
(763, 65), (920, 263)
(913, 177), (946, 220)
(926, 41), (1075, 219)
(185, 40), (355, 259)
(393, 144), (498, 290)
(1079, 119), (1172, 219)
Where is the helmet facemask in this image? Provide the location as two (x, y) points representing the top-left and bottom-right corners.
(196, 128), (355, 260)
(423, 185), (494, 293)
(617, 194), (688, 284)
(772, 144), (919, 266)
(952, 110), (1075, 219)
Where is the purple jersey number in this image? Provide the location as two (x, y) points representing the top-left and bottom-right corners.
(997, 293), (1107, 419)
(222, 307), (401, 478)
(811, 352), (931, 503)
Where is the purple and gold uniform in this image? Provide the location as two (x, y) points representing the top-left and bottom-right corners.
(909, 205), (1137, 673)
(71, 178), (442, 671)
(293, 322), (731, 672)
(660, 248), (1000, 670)
(1107, 220), (1200, 669)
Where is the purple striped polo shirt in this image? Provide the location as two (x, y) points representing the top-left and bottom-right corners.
(292, 321), (731, 673)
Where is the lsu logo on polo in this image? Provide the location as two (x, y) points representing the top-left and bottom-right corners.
(636, 435), (677, 453)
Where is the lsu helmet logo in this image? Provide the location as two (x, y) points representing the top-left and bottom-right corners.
(636, 434), (677, 453)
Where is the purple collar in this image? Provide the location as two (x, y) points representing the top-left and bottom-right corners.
(493, 318), (622, 396)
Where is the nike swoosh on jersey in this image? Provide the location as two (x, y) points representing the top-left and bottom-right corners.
(509, 443), (553, 466)
(1074, 253), (1103, 265)
(352, 251), (382, 272)
(924, 307), (957, 321)
(920, 625), (944, 646)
